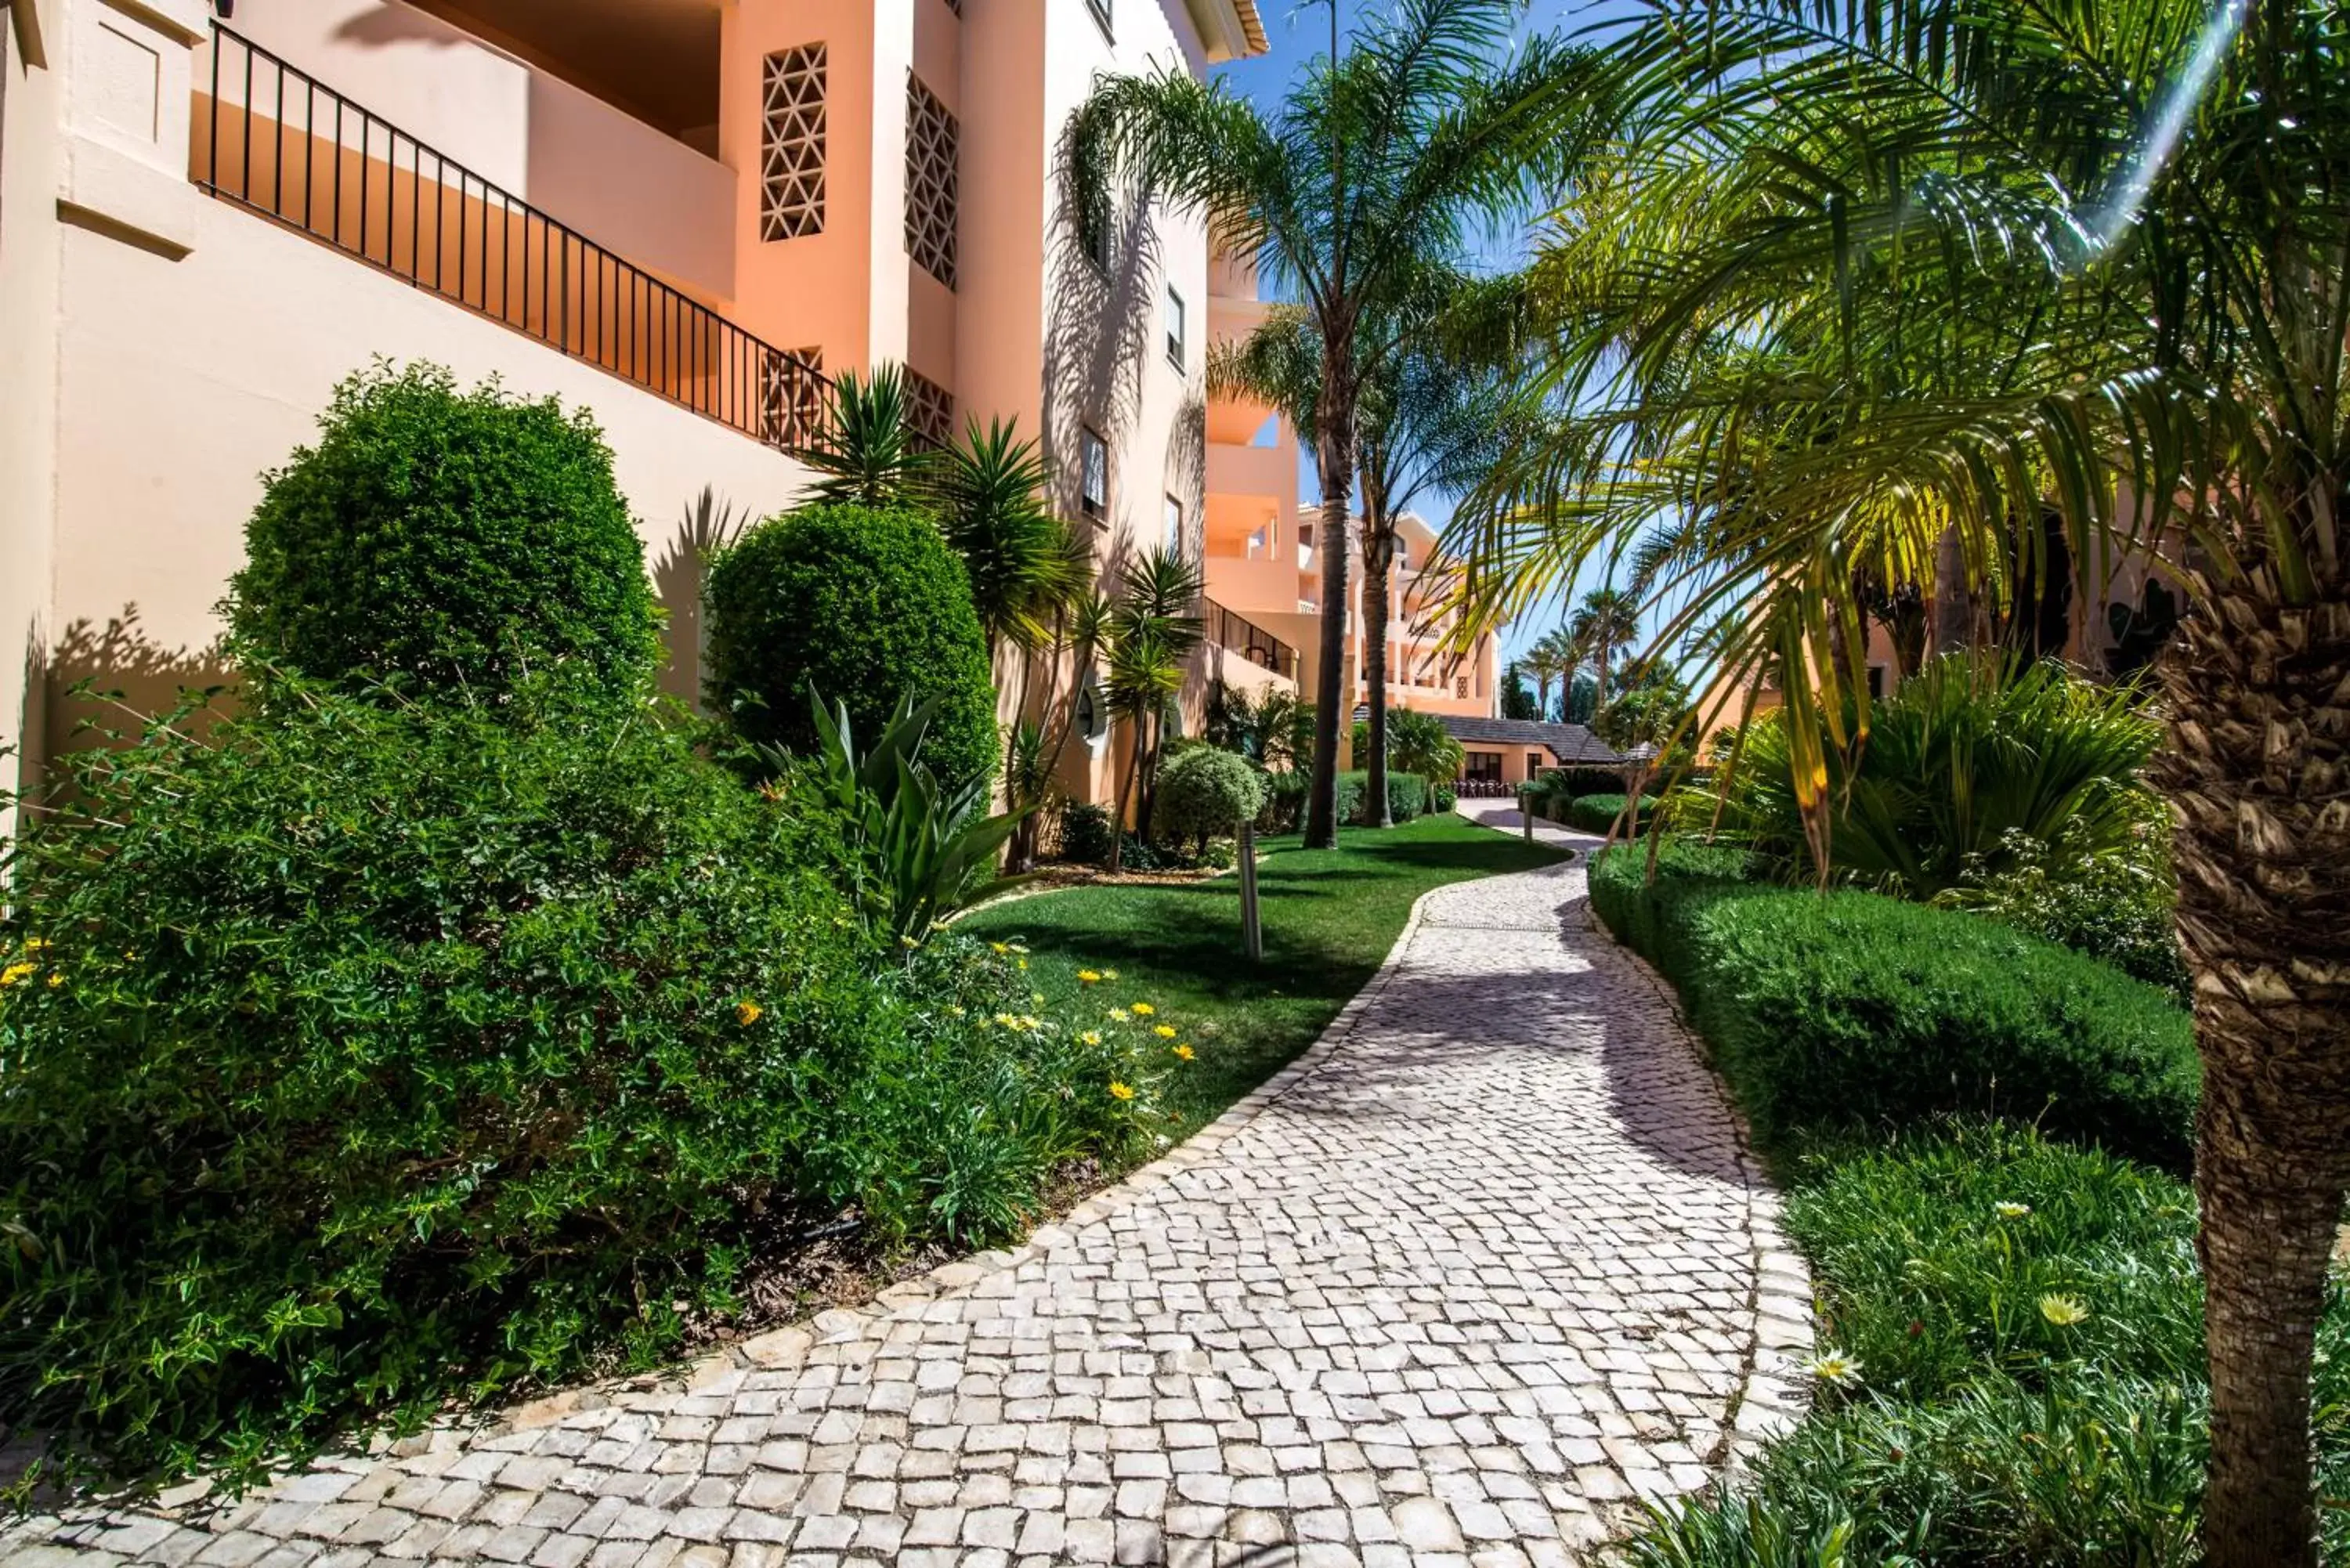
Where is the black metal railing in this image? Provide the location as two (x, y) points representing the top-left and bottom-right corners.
(1202, 598), (1300, 682)
(194, 24), (831, 453)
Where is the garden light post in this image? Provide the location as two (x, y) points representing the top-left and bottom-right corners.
(1238, 821), (1264, 959)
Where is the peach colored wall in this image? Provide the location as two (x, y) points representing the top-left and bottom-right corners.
(1202, 551), (1300, 618)
(43, 191), (817, 756)
(0, 0), (64, 827)
(210, 1), (734, 301)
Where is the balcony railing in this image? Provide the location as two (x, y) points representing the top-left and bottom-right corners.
(1203, 598), (1299, 682)
(193, 24), (831, 453)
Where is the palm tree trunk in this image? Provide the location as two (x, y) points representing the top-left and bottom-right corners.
(1303, 385), (1358, 851)
(1137, 708), (1161, 844)
(1364, 527), (1396, 830)
(1593, 641), (1612, 725)
(2155, 567), (2350, 1568)
(1108, 721), (1138, 875)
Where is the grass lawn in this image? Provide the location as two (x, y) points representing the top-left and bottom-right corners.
(955, 811), (1567, 1139)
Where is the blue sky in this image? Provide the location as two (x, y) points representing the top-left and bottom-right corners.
(1206, 0), (1654, 677)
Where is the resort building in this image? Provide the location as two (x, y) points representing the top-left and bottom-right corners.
(0, 0), (1273, 826)
(1199, 243), (1504, 745)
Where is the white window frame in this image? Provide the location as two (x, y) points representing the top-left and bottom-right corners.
(1166, 284), (1186, 369)
(1162, 493), (1184, 555)
(1079, 426), (1109, 524)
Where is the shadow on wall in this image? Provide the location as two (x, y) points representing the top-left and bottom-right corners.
(651, 486), (746, 710)
(1043, 128), (1159, 565)
(36, 609), (233, 766)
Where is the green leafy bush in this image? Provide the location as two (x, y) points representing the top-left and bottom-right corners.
(1623, 1122), (2350, 1567)
(1155, 747), (1266, 845)
(1943, 812), (2191, 1001)
(0, 682), (1148, 1494)
(1431, 786), (1457, 811)
(1058, 801), (1116, 865)
(1565, 792), (1658, 834)
(703, 502), (996, 789)
(1331, 769), (1424, 826)
(226, 362), (663, 699)
(1590, 843), (2197, 1169)
(1258, 771), (1310, 833)
(1713, 656), (2162, 898)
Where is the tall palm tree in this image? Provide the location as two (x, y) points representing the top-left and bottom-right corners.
(1072, 0), (1596, 847)
(1567, 587), (1640, 725)
(1210, 291), (1516, 826)
(1448, 2), (2350, 1558)
(790, 363), (932, 506)
(1519, 634), (1566, 723)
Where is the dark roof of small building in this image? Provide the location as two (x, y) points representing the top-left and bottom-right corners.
(1354, 708), (1623, 766)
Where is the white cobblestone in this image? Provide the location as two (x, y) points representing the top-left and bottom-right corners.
(2, 802), (1805, 1565)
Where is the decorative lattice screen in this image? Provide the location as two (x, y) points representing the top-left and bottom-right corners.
(904, 74), (959, 288)
(905, 367), (955, 446)
(761, 347), (826, 447)
(760, 45), (826, 241)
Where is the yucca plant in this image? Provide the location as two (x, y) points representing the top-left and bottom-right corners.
(790, 363), (931, 506)
(1444, 2), (2350, 1553)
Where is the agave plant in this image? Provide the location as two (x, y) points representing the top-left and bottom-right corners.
(787, 688), (1026, 942)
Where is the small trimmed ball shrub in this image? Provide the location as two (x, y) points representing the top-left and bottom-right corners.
(1058, 801), (1115, 865)
(1589, 843), (2198, 1169)
(703, 502), (996, 788)
(227, 362), (663, 698)
(1155, 747), (1265, 845)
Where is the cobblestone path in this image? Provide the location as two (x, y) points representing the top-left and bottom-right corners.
(2, 804), (1811, 1568)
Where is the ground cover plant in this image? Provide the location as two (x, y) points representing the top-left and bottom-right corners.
(957, 811), (1565, 1153)
(1593, 844), (2348, 1564)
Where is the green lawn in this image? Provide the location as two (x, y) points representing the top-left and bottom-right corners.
(955, 811), (1567, 1137)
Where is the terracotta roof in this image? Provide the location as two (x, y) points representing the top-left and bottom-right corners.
(1352, 709), (1623, 766)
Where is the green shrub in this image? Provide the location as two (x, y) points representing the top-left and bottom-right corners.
(1331, 771), (1368, 827)
(1058, 801), (1115, 865)
(1542, 764), (1624, 798)
(1589, 843), (2198, 1169)
(1565, 792), (1658, 834)
(0, 682), (1162, 1494)
(1329, 769), (1425, 826)
(1258, 771), (1310, 833)
(1712, 656), (2162, 898)
(1431, 786), (1457, 811)
(1155, 747), (1267, 844)
(703, 502), (996, 789)
(226, 363), (662, 699)
(1943, 815), (2191, 1002)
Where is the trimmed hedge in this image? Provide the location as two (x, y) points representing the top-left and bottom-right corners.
(1336, 770), (1427, 826)
(703, 502), (996, 788)
(1589, 842), (2198, 1170)
(227, 363), (663, 699)
(1565, 793), (1659, 834)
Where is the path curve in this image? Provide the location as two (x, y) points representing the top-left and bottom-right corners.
(3, 804), (1810, 1568)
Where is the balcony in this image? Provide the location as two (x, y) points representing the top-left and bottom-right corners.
(1203, 600), (1300, 683)
(193, 23), (826, 457)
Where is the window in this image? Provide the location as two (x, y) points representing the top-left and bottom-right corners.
(1528, 752), (1545, 779)
(760, 45), (827, 240)
(1085, 0), (1112, 42)
(904, 73), (959, 288)
(1465, 751), (1502, 783)
(1166, 284), (1186, 369)
(1077, 187), (1111, 273)
(1079, 427), (1108, 523)
(1867, 663), (1887, 699)
(1162, 493), (1184, 555)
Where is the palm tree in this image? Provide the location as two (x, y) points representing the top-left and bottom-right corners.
(1072, 0), (1595, 848)
(1567, 588), (1640, 725)
(790, 363), (932, 505)
(1519, 634), (1567, 723)
(1210, 291), (1515, 826)
(1449, 3), (2350, 1558)
(1100, 546), (1205, 872)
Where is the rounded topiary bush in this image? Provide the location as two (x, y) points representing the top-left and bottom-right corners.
(226, 362), (663, 698)
(1156, 746), (1266, 844)
(703, 501), (996, 787)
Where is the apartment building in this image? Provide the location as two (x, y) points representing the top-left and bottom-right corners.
(0, 0), (1270, 823)
(1200, 246), (1502, 743)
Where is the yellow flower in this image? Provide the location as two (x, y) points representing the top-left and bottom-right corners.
(1078, 970), (1103, 985)
(2039, 1294), (2090, 1328)
(1173, 1045), (1195, 1061)
(1108, 1081), (1136, 1101)
(1081, 1030), (1103, 1046)
(20, 938), (49, 954)
(1017, 1014), (1042, 1031)
(1130, 1003), (1155, 1017)
(990, 942), (1010, 955)
(3, 962), (40, 987)
(735, 1000), (764, 1025)
(1153, 1024), (1177, 1039)
(1031, 991), (1047, 1005)
(947, 1004), (966, 1017)
(1806, 1353), (1862, 1386)
(1018, 957), (1029, 971)
(45, 973), (63, 988)
(1995, 1201), (2032, 1219)
(1102, 968), (1120, 981)
(1106, 1006), (1130, 1020)
(992, 1012), (1019, 1028)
